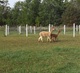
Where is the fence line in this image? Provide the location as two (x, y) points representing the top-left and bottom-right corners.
(63, 24), (80, 37)
(0, 24), (80, 37)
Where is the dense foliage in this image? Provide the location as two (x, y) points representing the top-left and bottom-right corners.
(0, 0), (80, 26)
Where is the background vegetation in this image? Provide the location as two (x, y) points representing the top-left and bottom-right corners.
(0, 0), (80, 26)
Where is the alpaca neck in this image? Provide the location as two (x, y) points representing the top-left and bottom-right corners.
(50, 29), (53, 34)
(49, 27), (54, 34)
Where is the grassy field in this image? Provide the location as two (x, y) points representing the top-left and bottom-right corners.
(0, 33), (80, 73)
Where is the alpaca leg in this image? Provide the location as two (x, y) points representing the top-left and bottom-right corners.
(49, 37), (51, 42)
(38, 36), (41, 42)
(52, 37), (55, 41)
(47, 37), (49, 42)
(38, 36), (43, 42)
(40, 36), (43, 42)
(47, 37), (51, 42)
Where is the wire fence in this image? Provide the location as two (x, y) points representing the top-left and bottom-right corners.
(0, 25), (80, 37)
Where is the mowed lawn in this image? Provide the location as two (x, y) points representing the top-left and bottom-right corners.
(0, 34), (80, 73)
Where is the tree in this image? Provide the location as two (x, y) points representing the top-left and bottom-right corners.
(52, 0), (64, 26)
(24, 0), (41, 26)
(38, 0), (54, 26)
(11, 1), (24, 26)
(62, 0), (80, 26)
(39, 0), (64, 26)
(0, 0), (10, 26)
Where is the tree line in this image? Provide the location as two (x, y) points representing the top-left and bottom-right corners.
(0, 0), (80, 26)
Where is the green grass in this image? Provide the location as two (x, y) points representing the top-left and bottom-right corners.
(0, 34), (80, 73)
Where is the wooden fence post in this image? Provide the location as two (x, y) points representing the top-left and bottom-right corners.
(30, 26), (32, 33)
(76, 25), (78, 32)
(7, 26), (9, 35)
(26, 24), (28, 37)
(34, 26), (36, 34)
(19, 25), (21, 34)
(49, 24), (50, 32)
(5, 25), (7, 36)
(73, 23), (75, 37)
(79, 25), (80, 34)
(64, 25), (66, 35)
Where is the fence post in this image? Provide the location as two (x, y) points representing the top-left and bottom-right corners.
(73, 23), (75, 37)
(34, 26), (36, 34)
(7, 26), (9, 35)
(76, 25), (78, 32)
(30, 26), (32, 33)
(19, 25), (21, 34)
(64, 25), (66, 35)
(79, 25), (80, 34)
(26, 24), (28, 37)
(5, 25), (8, 36)
(49, 24), (50, 32)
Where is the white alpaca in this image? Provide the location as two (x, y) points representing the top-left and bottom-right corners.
(38, 27), (55, 42)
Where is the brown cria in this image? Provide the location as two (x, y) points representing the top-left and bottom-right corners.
(38, 27), (55, 42)
(50, 30), (61, 42)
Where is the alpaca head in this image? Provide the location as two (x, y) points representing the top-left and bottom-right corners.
(50, 26), (55, 31)
(58, 30), (61, 33)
